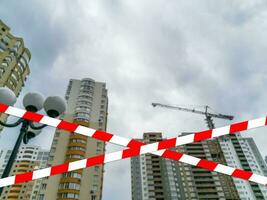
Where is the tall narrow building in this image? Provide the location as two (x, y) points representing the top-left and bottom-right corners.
(131, 132), (179, 200)
(0, 145), (49, 200)
(38, 78), (108, 200)
(0, 19), (31, 129)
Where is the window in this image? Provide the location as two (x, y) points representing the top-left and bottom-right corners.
(0, 67), (5, 75)
(24, 150), (33, 154)
(94, 166), (99, 172)
(51, 147), (56, 153)
(93, 174), (99, 179)
(70, 139), (86, 144)
(62, 172), (82, 179)
(22, 51), (30, 63)
(74, 112), (90, 119)
(23, 155), (32, 159)
(41, 184), (46, 190)
(68, 146), (86, 152)
(92, 185), (98, 191)
(2, 35), (10, 45)
(59, 182), (80, 190)
(66, 154), (84, 159)
(38, 194), (44, 200)
(75, 106), (91, 113)
(58, 193), (79, 199)
(4, 56), (12, 64)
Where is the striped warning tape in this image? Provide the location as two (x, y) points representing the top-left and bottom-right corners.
(0, 103), (266, 187)
(1, 148), (266, 188)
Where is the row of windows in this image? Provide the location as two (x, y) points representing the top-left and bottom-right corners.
(68, 146), (86, 152)
(80, 80), (95, 87)
(74, 112), (90, 119)
(66, 154), (85, 159)
(58, 193), (79, 199)
(70, 139), (87, 144)
(78, 94), (93, 100)
(75, 106), (91, 112)
(59, 182), (80, 190)
(62, 172), (82, 179)
(74, 117), (89, 123)
(81, 79), (95, 84)
(76, 100), (92, 106)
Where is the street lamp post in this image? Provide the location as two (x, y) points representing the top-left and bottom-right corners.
(0, 87), (66, 196)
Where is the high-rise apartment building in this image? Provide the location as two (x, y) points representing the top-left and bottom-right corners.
(131, 132), (180, 200)
(219, 134), (267, 199)
(176, 133), (240, 200)
(131, 132), (239, 200)
(0, 145), (49, 200)
(131, 132), (267, 200)
(38, 78), (108, 200)
(0, 19), (31, 129)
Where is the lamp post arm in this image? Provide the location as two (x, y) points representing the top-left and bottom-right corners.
(29, 121), (47, 130)
(0, 118), (24, 128)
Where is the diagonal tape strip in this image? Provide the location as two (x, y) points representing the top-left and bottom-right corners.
(0, 147), (266, 187)
(0, 103), (266, 187)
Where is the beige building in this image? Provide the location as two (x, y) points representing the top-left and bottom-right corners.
(0, 145), (49, 200)
(0, 19), (31, 128)
(38, 78), (108, 200)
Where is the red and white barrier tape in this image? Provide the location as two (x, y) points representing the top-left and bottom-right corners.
(0, 103), (266, 187)
(1, 148), (266, 188)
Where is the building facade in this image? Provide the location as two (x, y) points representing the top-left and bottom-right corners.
(219, 134), (267, 199)
(131, 132), (179, 200)
(131, 132), (267, 200)
(0, 145), (49, 200)
(38, 78), (108, 200)
(0, 19), (31, 129)
(0, 149), (12, 177)
(176, 133), (240, 200)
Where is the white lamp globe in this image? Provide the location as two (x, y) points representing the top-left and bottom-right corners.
(44, 96), (66, 117)
(0, 87), (16, 106)
(23, 92), (44, 112)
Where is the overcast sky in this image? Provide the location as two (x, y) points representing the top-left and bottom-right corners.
(1, 0), (267, 199)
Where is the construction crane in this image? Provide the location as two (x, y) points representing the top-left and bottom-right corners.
(151, 103), (234, 129)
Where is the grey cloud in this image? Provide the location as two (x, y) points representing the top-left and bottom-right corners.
(1, 0), (267, 199)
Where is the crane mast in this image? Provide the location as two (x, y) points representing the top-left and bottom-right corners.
(151, 103), (234, 129)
